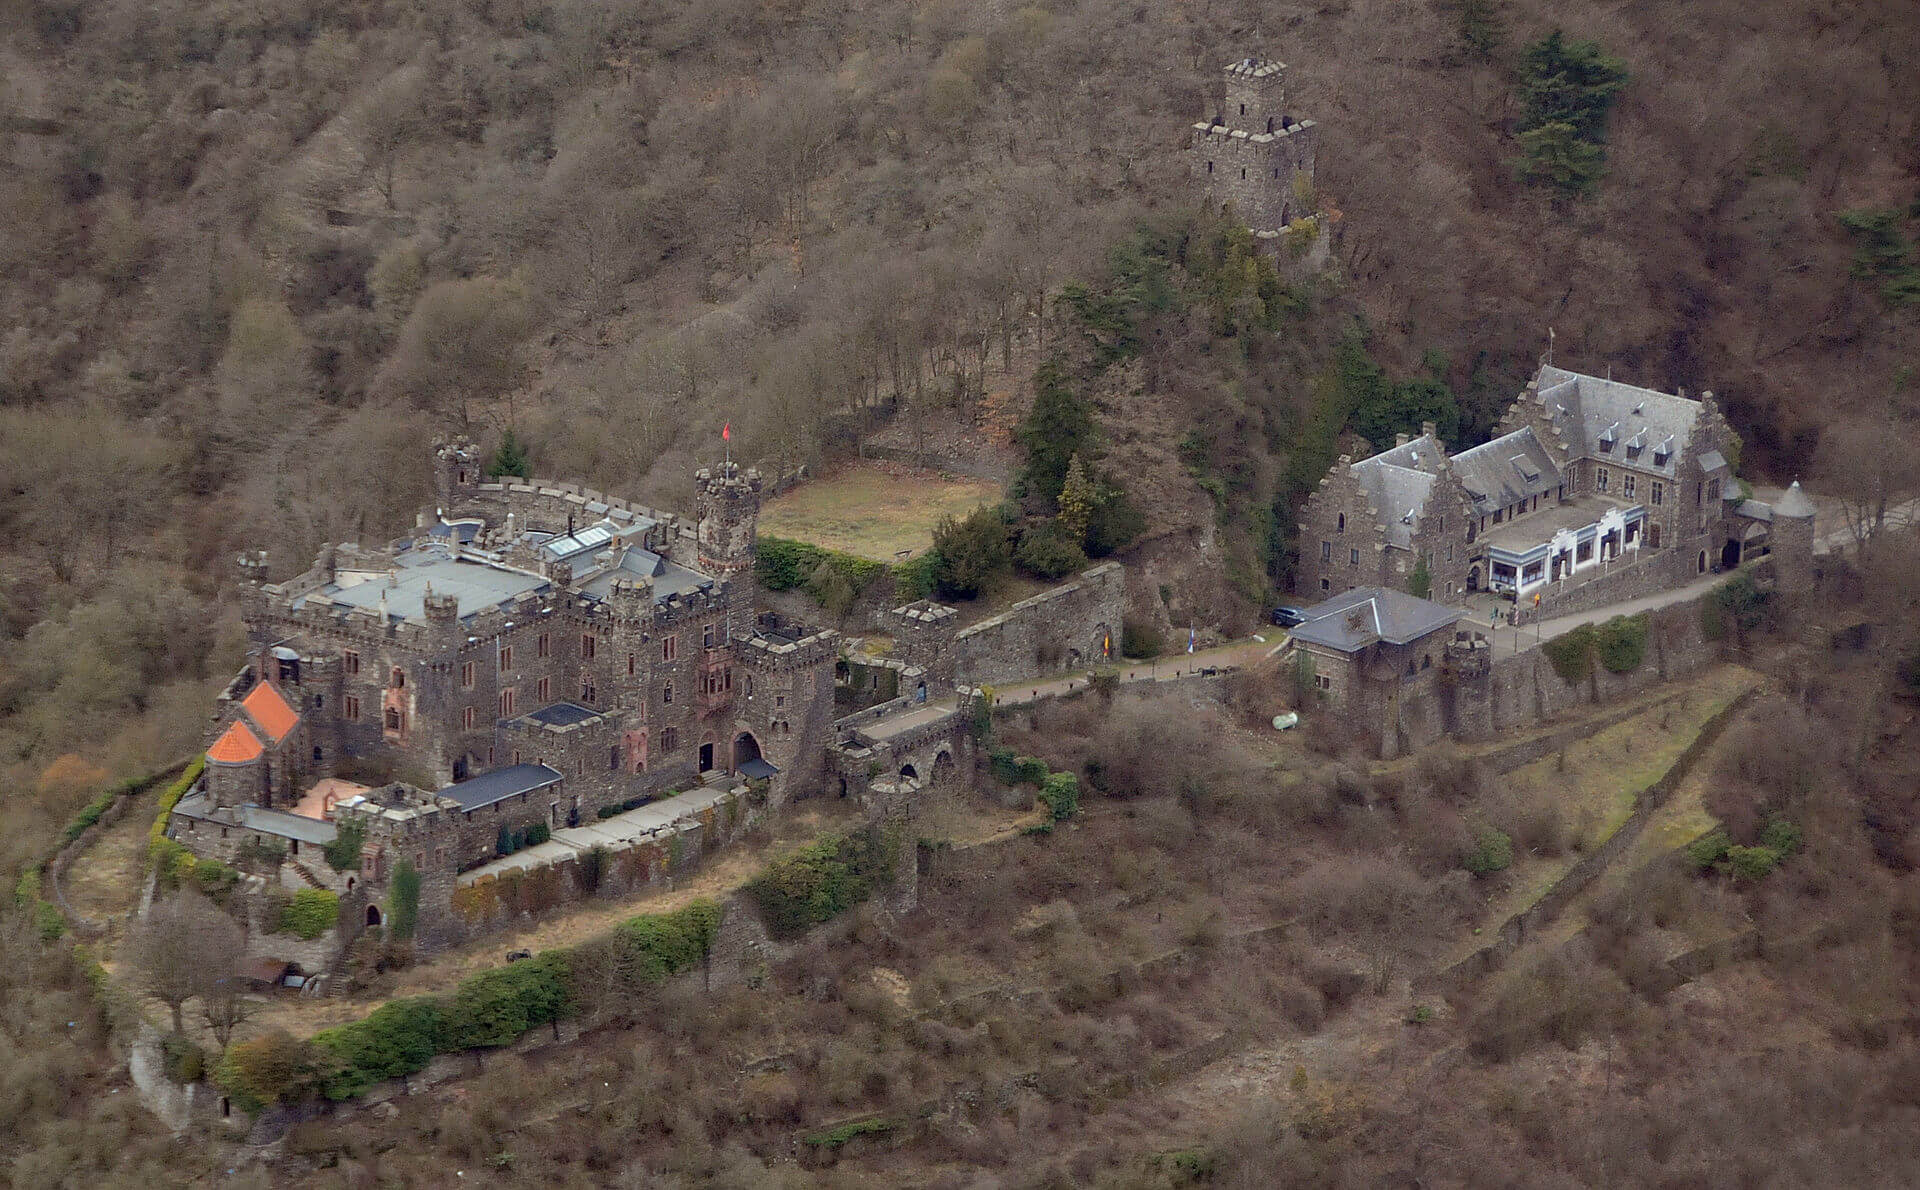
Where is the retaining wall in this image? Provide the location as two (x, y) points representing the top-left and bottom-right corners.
(950, 562), (1126, 687)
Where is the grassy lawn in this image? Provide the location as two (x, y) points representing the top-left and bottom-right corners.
(759, 463), (1001, 561)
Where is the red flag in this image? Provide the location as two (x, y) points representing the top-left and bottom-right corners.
(722, 422), (731, 441)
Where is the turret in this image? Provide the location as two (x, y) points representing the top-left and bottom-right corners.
(695, 461), (763, 582)
(423, 584), (460, 633)
(1771, 480), (1816, 597)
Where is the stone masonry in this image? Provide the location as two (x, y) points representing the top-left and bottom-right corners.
(1189, 57), (1319, 236)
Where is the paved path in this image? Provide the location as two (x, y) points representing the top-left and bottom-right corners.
(458, 778), (739, 885)
(990, 637), (1281, 707)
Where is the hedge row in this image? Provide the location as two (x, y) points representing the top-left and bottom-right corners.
(217, 899), (724, 1108)
(1542, 613), (1651, 684)
(755, 536), (885, 593)
(743, 825), (898, 939)
(147, 758), (208, 867)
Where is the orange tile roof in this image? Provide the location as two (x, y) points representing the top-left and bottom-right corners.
(207, 720), (264, 765)
(242, 682), (301, 743)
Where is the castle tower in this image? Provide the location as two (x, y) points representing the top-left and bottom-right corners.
(423, 585), (460, 636)
(1771, 480), (1816, 597)
(695, 461), (763, 587)
(1190, 57), (1319, 236)
(433, 436), (481, 515)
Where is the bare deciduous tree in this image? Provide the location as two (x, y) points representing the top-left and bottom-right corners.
(1815, 413), (1920, 559)
(123, 891), (246, 1036)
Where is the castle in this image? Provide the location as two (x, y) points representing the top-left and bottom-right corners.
(167, 443), (839, 948)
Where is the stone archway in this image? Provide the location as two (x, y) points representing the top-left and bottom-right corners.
(899, 763), (918, 781)
(931, 749), (956, 786)
(365, 904), (382, 928)
(733, 731), (763, 773)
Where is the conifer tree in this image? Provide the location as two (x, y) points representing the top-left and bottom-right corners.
(1057, 453), (1096, 543)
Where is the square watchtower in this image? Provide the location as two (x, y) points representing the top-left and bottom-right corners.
(1190, 56), (1319, 237)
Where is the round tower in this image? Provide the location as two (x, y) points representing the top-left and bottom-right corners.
(695, 461), (763, 582)
(423, 584), (460, 634)
(1771, 480), (1816, 597)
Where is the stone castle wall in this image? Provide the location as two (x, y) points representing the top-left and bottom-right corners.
(950, 562), (1125, 687)
(1529, 546), (1697, 621)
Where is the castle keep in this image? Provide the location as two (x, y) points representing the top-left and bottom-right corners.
(1189, 57), (1319, 239)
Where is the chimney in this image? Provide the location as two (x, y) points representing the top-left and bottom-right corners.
(1395, 432), (1410, 447)
(1421, 421), (1437, 440)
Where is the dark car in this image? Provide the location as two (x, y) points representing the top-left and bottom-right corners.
(1270, 605), (1307, 628)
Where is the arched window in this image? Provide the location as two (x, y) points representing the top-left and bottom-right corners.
(1337, 513), (1346, 533)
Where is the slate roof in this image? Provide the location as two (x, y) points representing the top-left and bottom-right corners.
(1449, 426), (1564, 517)
(1353, 463), (1436, 547)
(1289, 587), (1463, 653)
(523, 701), (600, 728)
(439, 764), (564, 812)
(238, 805), (338, 845)
(302, 552), (550, 625)
(1773, 480), (1816, 519)
(1534, 365), (1705, 481)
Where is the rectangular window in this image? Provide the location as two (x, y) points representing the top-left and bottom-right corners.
(1321, 541), (1331, 563)
(1349, 547), (1360, 566)
(537, 677), (550, 703)
(610, 746), (620, 772)
(703, 623), (715, 649)
(500, 643), (513, 669)
(463, 706), (476, 730)
(663, 682), (673, 705)
(499, 689), (515, 717)
(1707, 478), (1721, 501)
(1577, 540), (1593, 563)
(537, 632), (550, 659)
(660, 727), (677, 752)
(1623, 474), (1636, 498)
(1596, 467), (1610, 493)
(580, 633), (596, 661)
(344, 695), (361, 720)
(1494, 508), (1504, 524)
(662, 635), (677, 662)
(1651, 481), (1664, 506)
(1314, 674), (1331, 691)
(581, 678), (596, 704)
(344, 650), (360, 675)
(627, 653), (636, 676)
(461, 661), (474, 689)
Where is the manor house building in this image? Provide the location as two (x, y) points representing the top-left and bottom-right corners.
(1296, 365), (1777, 613)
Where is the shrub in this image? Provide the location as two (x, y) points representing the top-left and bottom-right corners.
(193, 859), (240, 897)
(441, 954), (571, 1049)
(1760, 817), (1803, 856)
(1463, 829), (1514, 876)
(1039, 772), (1080, 821)
(63, 783), (126, 844)
(311, 997), (447, 1098)
(805, 1118), (896, 1149)
(216, 1029), (320, 1113)
(756, 536), (883, 594)
(1013, 756), (1051, 786)
(989, 747), (1020, 785)
(36, 900), (67, 942)
(607, 899), (723, 982)
(1686, 829), (1732, 871)
(1594, 613), (1649, 673)
(388, 860), (420, 940)
(745, 825), (897, 938)
(162, 1033), (206, 1084)
(1013, 519), (1088, 581)
(1121, 617), (1163, 659)
(1542, 624), (1596, 684)
(527, 821), (552, 846)
(892, 551), (940, 601)
(279, 889), (339, 939)
(324, 818), (366, 871)
(930, 505), (1012, 599)
(1722, 845), (1780, 880)
(15, 863), (43, 909)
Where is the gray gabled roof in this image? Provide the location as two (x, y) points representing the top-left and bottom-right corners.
(1350, 461), (1436, 547)
(1289, 587), (1462, 653)
(440, 764), (564, 811)
(1449, 426), (1563, 516)
(1535, 365), (1706, 480)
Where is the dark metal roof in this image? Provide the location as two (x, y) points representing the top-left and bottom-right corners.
(738, 757), (780, 780)
(1289, 587), (1462, 653)
(238, 805), (339, 845)
(441, 764), (564, 811)
(524, 701), (600, 727)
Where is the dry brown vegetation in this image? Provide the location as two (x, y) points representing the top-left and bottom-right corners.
(4, 0), (1920, 1181)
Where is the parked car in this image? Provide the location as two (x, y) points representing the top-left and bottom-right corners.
(1270, 605), (1307, 627)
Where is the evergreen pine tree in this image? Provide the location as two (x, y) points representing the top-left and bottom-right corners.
(1057, 454), (1096, 543)
(488, 428), (532, 479)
